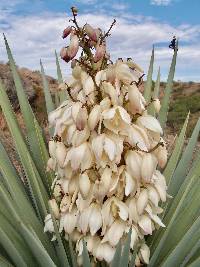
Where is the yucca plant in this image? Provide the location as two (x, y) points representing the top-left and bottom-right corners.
(0, 7), (200, 267)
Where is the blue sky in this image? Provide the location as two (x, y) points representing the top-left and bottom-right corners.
(0, 0), (200, 81)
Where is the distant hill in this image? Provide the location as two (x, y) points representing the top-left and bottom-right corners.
(160, 80), (200, 137)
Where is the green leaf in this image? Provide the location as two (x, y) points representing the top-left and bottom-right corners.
(55, 50), (63, 83)
(148, 67), (160, 116)
(168, 117), (200, 197)
(153, 67), (161, 99)
(148, 113), (189, 248)
(158, 43), (178, 128)
(0, 141), (46, 226)
(188, 257), (200, 267)
(82, 240), (91, 267)
(144, 46), (154, 103)
(68, 238), (78, 267)
(3, 35), (49, 186)
(129, 249), (137, 267)
(20, 223), (57, 267)
(0, 79), (48, 220)
(119, 229), (132, 267)
(0, 141), (29, 204)
(48, 202), (70, 267)
(40, 60), (55, 114)
(159, 216), (200, 267)
(149, 152), (200, 266)
(33, 118), (53, 193)
(111, 241), (122, 267)
(26, 153), (48, 218)
(0, 227), (27, 267)
(55, 50), (67, 104)
(0, 213), (36, 267)
(164, 112), (189, 186)
(0, 254), (14, 267)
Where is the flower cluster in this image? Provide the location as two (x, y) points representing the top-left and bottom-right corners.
(44, 7), (168, 266)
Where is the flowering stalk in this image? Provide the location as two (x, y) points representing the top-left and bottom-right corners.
(45, 7), (168, 266)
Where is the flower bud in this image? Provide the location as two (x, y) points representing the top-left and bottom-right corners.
(49, 140), (57, 158)
(68, 176), (79, 195)
(76, 107), (88, 131)
(141, 154), (157, 183)
(60, 47), (71, 63)
(49, 199), (60, 219)
(138, 214), (152, 235)
(125, 151), (142, 180)
(89, 203), (102, 236)
(128, 84), (146, 114)
(147, 185), (160, 207)
(130, 226), (138, 249)
(68, 35), (79, 59)
(127, 198), (139, 223)
(84, 24), (98, 42)
(87, 236), (101, 258)
(53, 184), (62, 198)
(137, 189), (148, 215)
(48, 108), (62, 127)
(62, 26), (72, 39)
(95, 243), (115, 263)
(157, 146), (168, 168)
(154, 171), (167, 202)
(79, 173), (91, 199)
(153, 98), (161, 113)
(55, 142), (67, 168)
(82, 74), (95, 96)
(78, 208), (91, 234)
(103, 220), (125, 246)
(63, 208), (77, 234)
(60, 194), (71, 213)
(46, 158), (56, 171)
(102, 81), (118, 106)
(124, 171), (136, 196)
(137, 114), (163, 135)
(106, 66), (116, 84)
(139, 244), (150, 264)
(94, 43), (106, 63)
(44, 214), (54, 233)
(88, 105), (101, 130)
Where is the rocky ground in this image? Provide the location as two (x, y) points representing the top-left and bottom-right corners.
(0, 62), (200, 163)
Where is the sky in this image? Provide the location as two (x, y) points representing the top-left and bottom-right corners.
(0, 0), (200, 81)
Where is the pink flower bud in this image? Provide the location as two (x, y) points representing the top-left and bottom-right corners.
(60, 35), (79, 62)
(60, 47), (71, 62)
(68, 34), (79, 59)
(76, 107), (88, 131)
(94, 43), (106, 63)
(84, 24), (98, 42)
(62, 26), (72, 39)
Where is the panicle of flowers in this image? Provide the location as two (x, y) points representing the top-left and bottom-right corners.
(45, 6), (168, 266)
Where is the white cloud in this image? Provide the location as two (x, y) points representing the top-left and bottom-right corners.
(151, 0), (172, 6)
(0, 0), (25, 11)
(0, 11), (200, 81)
(76, 0), (97, 4)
